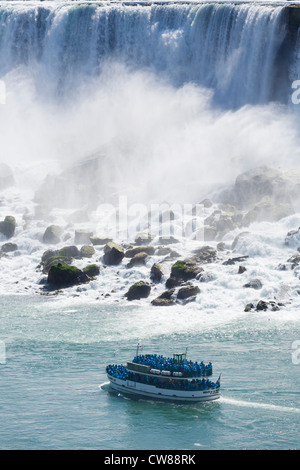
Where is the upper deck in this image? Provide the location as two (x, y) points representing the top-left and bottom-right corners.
(130, 353), (213, 378)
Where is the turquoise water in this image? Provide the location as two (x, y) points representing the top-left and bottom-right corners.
(0, 295), (299, 450)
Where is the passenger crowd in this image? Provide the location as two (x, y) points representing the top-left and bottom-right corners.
(106, 364), (220, 391)
(132, 354), (213, 377)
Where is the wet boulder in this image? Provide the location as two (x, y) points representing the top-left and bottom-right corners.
(47, 263), (89, 288)
(103, 241), (124, 265)
(150, 263), (164, 282)
(58, 245), (80, 258)
(125, 281), (151, 301)
(0, 215), (16, 239)
(177, 283), (200, 300)
(1, 242), (18, 253)
(170, 259), (204, 281)
(80, 245), (95, 258)
(74, 229), (93, 245)
(242, 198), (293, 226)
(125, 245), (155, 258)
(82, 264), (100, 277)
(135, 232), (153, 246)
(90, 236), (112, 246)
(43, 225), (63, 244)
(243, 279), (263, 290)
(127, 252), (148, 268)
(151, 289), (175, 306)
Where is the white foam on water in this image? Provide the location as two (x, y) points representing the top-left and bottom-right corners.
(220, 396), (300, 414)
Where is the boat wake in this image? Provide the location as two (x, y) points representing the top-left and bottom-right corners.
(220, 396), (300, 414)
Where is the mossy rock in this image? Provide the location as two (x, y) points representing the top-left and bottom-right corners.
(171, 259), (203, 281)
(47, 263), (88, 288)
(80, 245), (95, 258)
(42, 255), (73, 274)
(125, 281), (151, 301)
(83, 264), (100, 277)
(0, 215), (16, 239)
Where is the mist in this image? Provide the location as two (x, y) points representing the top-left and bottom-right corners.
(1, 61), (300, 212)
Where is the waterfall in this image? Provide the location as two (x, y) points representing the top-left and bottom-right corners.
(0, 2), (289, 108)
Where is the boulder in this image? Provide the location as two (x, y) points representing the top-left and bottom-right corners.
(90, 236), (112, 246)
(1, 242), (18, 253)
(0, 163), (14, 190)
(170, 259), (204, 281)
(47, 263), (89, 288)
(74, 229), (93, 245)
(135, 232), (153, 245)
(42, 255), (73, 274)
(151, 289), (175, 306)
(177, 283), (200, 300)
(223, 256), (249, 265)
(43, 225), (63, 244)
(284, 227), (300, 248)
(125, 245), (155, 258)
(58, 245), (80, 258)
(127, 252), (148, 267)
(165, 277), (185, 289)
(242, 198), (293, 226)
(40, 246), (81, 273)
(238, 265), (247, 274)
(286, 253), (300, 269)
(0, 216), (16, 239)
(125, 281), (151, 301)
(244, 300), (281, 312)
(256, 300), (271, 311)
(192, 245), (217, 264)
(243, 279), (263, 290)
(82, 264), (100, 277)
(156, 236), (179, 245)
(103, 241), (124, 265)
(150, 263), (164, 282)
(80, 245), (95, 258)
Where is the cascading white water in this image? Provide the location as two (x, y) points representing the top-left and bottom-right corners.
(0, 2), (288, 107)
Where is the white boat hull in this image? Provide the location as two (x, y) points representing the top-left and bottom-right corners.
(107, 374), (220, 402)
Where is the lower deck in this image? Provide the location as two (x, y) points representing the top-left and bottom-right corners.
(107, 374), (221, 402)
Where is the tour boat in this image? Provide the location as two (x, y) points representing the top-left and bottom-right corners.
(106, 344), (221, 402)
